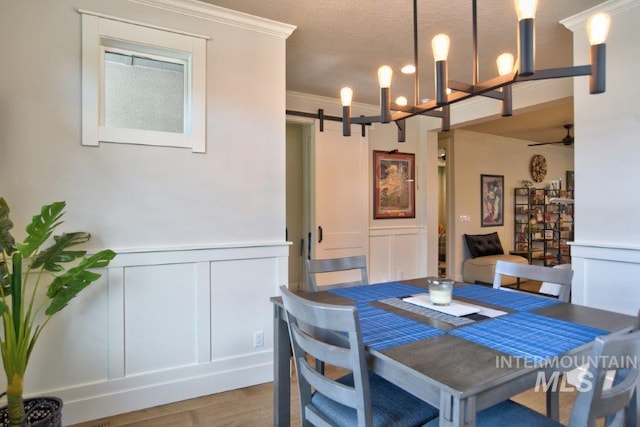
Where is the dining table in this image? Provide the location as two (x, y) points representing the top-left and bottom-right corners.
(271, 278), (637, 427)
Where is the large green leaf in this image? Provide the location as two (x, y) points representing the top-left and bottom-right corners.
(45, 249), (116, 316)
(16, 201), (65, 259)
(31, 232), (89, 272)
(0, 197), (16, 255)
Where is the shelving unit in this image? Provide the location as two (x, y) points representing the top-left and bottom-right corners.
(513, 188), (574, 266)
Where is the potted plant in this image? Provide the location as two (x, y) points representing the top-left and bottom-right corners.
(0, 198), (115, 426)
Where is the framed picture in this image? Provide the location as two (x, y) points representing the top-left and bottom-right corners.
(481, 174), (504, 227)
(373, 150), (415, 219)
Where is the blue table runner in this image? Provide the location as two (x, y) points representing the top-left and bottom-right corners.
(329, 282), (424, 303)
(356, 303), (445, 350)
(449, 312), (608, 362)
(327, 283), (603, 358)
(453, 284), (559, 311)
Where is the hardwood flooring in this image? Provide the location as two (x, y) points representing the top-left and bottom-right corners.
(71, 363), (581, 426)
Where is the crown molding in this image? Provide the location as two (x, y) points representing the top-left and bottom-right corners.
(124, 0), (296, 39)
(561, 0), (640, 31)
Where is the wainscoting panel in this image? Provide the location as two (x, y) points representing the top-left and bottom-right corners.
(6, 243), (289, 425)
(369, 226), (427, 283)
(211, 257), (278, 359)
(571, 242), (640, 315)
(124, 263), (200, 375)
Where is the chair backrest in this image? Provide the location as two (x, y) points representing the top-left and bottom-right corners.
(279, 285), (373, 426)
(306, 255), (368, 292)
(568, 328), (640, 427)
(539, 263), (572, 297)
(492, 260), (574, 302)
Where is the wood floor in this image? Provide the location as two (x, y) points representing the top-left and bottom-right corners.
(72, 282), (579, 426)
(70, 371), (579, 426)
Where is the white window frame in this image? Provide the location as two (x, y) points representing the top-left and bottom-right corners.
(81, 11), (208, 153)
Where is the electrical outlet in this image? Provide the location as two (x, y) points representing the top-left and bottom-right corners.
(253, 331), (264, 348)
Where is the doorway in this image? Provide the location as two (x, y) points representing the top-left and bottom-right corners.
(285, 119), (369, 291)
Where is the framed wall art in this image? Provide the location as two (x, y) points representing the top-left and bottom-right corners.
(373, 150), (415, 219)
(481, 174), (504, 227)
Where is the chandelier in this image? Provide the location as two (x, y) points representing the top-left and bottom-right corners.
(338, 0), (611, 141)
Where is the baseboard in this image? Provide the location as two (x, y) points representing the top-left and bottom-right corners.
(61, 360), (274, 425)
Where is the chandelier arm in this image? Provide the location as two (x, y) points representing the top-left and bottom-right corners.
(515, 65), (591, 82)
(448, 81), (506, 101)
(472, 0), (479, 86)
(412, 0), (419, 106)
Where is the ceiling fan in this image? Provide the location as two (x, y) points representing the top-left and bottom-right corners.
(528, 124), (574, 147)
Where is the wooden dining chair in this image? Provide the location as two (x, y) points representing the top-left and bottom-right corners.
(493, 260), (574, 303)
(426, 327), (640, 427)
(306, 255), (368, 292)
(280, 286), (439, 426)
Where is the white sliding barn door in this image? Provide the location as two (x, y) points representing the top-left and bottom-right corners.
(309, 120), (368, 289)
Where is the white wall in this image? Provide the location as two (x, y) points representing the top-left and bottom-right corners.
(565, 0), (640, 315)
(0, 0), (293, 423)
(448, 130), (574, 281)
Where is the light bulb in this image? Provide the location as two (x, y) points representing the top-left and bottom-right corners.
(497, 53), (515, 76)
(586, 13), (610, 45)
(515, 0), (538, 20)
(340, 87), (353, 107)
(378, 65), (393, 88)
(432, 34), (450, 61)
(395, 96), (408, 106)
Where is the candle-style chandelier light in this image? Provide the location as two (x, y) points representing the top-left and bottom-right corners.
(338, 0), (611, 142)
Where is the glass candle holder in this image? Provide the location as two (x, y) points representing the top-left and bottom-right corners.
(428, 278), (454, 306)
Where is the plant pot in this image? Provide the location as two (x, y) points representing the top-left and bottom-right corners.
(0, 397), (62, 427)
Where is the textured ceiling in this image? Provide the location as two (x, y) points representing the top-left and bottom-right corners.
(201, 0), (607, 143)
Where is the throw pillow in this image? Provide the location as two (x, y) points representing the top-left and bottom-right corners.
(464, 232), (504, 258)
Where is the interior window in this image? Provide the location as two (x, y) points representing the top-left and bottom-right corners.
(81, 11), (207, 152)
(104, 51), (186, 134)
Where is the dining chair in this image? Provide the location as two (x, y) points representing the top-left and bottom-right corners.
(426, 327), (640, 427)
(306, 255), (368, 292)
(279, 286), (439, 426)
(493, 260), (574, 302)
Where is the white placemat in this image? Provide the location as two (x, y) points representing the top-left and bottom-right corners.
(403, 294), (481, 317)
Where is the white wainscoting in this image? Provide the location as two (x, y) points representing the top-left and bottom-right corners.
(369, 226), (427, 283)
(570, 241), (640, 315)
(16, 242), (289, 425)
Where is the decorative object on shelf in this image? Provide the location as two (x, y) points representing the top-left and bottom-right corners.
(373, 151), (415, 219)
(520, 179), (533, 189)
(0, 198), (116, 426)
(333, 0), (610, 141)
(530, 154), (547, 182)
(566, 170), (575, 195)
(480, 174), (504, 227)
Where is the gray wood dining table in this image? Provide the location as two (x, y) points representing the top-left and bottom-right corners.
(271, 278), (636, 427)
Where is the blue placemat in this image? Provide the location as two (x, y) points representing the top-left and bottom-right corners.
(449, 312), (607, 362)
(357, 304), (445, 350)
(329, 282), (424, 303)
(453, 285), (559, 311)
